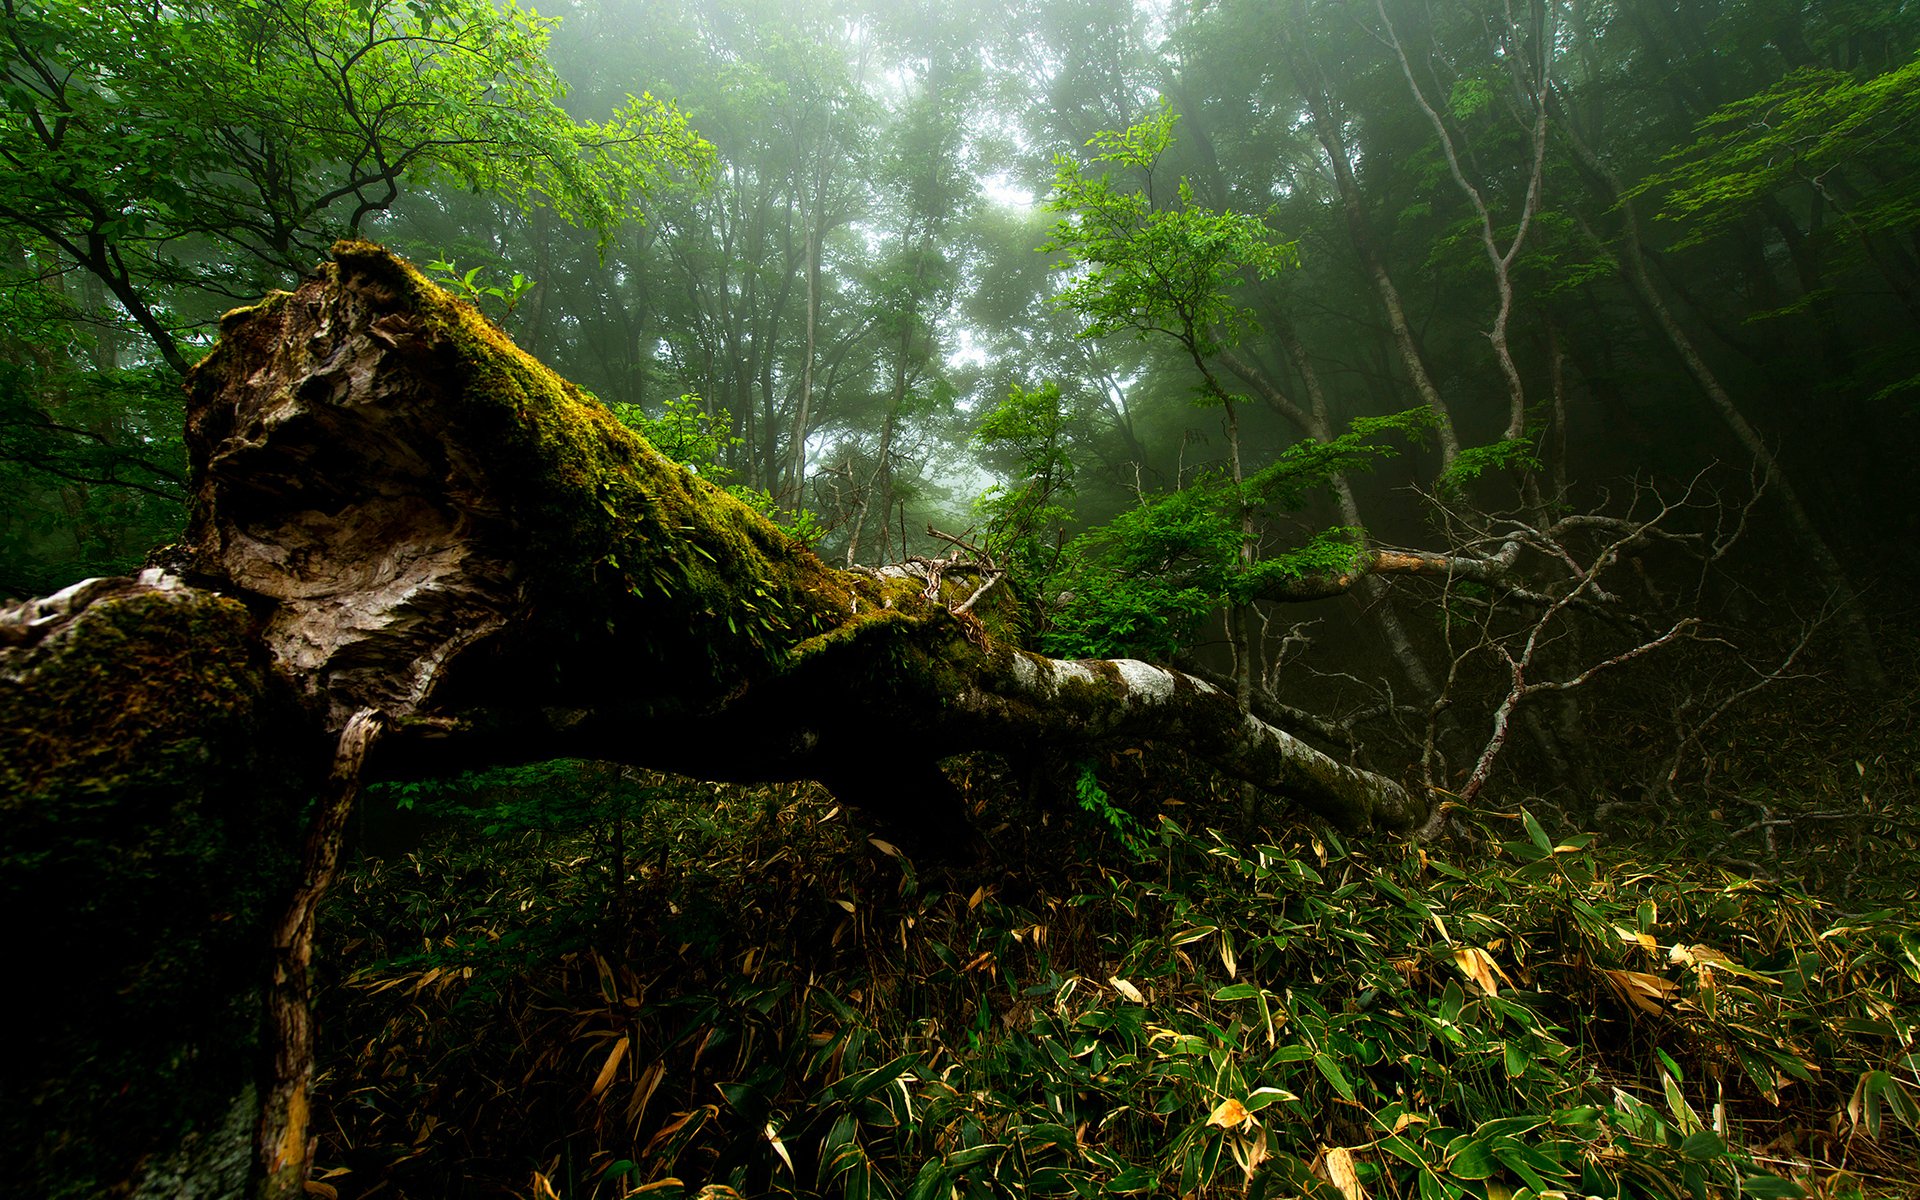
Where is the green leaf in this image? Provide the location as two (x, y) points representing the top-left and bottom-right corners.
(945, 1143), (1007, 1170)
(1681, 1130), (1727, 1161)
(1445, 1136), (1498, 1180)
(1503, 1039), (1527, 1079)
(1312, 1052), (1356, 1102)
(1521, 808), (1551, 853)
(903, 1158), (951, 1200)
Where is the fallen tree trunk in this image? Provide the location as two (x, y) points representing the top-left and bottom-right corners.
(1, 242), (1428, 1197)
(173, 241), (1422, 831)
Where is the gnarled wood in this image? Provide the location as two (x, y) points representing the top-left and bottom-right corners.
(3, 242), (1428, 1198)
(175, 242), (1423, 833)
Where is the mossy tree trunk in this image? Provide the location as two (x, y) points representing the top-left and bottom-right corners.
(171, 242), (1425, 834)
(0, 576), (322, 1199)
(1, 243), (1429, 1199)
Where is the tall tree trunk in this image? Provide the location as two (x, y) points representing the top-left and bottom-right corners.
(1560, 129), (1887, 689)
(1285, 21), (1460, 465)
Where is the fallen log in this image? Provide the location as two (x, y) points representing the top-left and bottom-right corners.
(1, 242), (1427, 1197)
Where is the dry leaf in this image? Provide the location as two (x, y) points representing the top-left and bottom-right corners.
(867, 836), (901, 858)
(1668, 943), (1734, 966)
(1209, 1097), (1253, 1129)
(1322, 1146), (1367, 1200)
(1453, 946), (1503, 997)
(591, 1035), (629, 1098)
(764, 1122), (794, 1174)
(1110, 976), (1145, 1003)
(1230, 1127), (1272, 1179)
(1600, 968), (1680, 1014)
(628, 1059), (664, 1129)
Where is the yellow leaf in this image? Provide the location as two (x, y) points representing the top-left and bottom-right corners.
(1669, 943), (1734, 966)
(1110, 976), (1145, 1003)
(867, 836), (901, 858)
(1322, 1146), (1366, 1200)
(1613, 926), (1658, 954)
(591, 1035), (629, 1098)
(627, 1059), (664, 1126)
(764, 1122), (794, 1174)
(1230, 1126), (1272, 1178)
(1600, 968), (1680, 1014)
(1209, 1097), (1252, 1129)
(1453, 947), (1501, 997)
(968, 885), (988, 910)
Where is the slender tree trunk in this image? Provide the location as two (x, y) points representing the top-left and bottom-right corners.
(1560, 129), (1887, 688)
(1376, 0), (1552, 443)
(255, 709), (383, 1198)
(1286, 40), (1460, 464)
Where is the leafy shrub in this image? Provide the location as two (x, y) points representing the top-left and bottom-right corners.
(314, 775), (1918, 1199)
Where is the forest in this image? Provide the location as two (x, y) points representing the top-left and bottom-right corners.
(1, 0), (1917, 1197)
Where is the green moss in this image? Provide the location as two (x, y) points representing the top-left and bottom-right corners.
(314, 242), (871, 710)
(0, 589), (318, 1196)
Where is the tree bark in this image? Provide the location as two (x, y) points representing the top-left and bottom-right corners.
(1, 575), (320, 1199)
(1553, 123), (1888, 690)
(2, 243), (1430, 1196)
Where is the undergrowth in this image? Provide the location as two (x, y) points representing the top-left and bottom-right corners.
(312, 769), (1920, 1200)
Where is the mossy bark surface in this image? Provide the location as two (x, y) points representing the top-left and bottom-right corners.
(3, 242), (1427, 1199)
(0, 576), (320, 1198)
(171, 242), (1421, 834)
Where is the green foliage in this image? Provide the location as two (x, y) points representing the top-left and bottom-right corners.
(1073, 760), (1152, 861)
(426, 260), (538, 322)
(1043, 481), (1241, 660)
(1640, 53), (1920, 249)
(614, 393), (744, 477)
(0, 0), (713, 366)
(1437, 437), (1545, 495)
(1037, 410), (1425, 661)
(371, 759), (653, 837)
(1042, 103), (1299, 373)
(613, 393), (824, 546)
(1448, 76), (1495, 121)
(0, 267), (186, 596)
(972, 379), (1078, 591)
(314, 780), (1920, 1199)
(1248, 406), (1435, 508)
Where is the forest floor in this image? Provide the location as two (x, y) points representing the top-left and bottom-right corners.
(311, 675), (1920, 1200)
